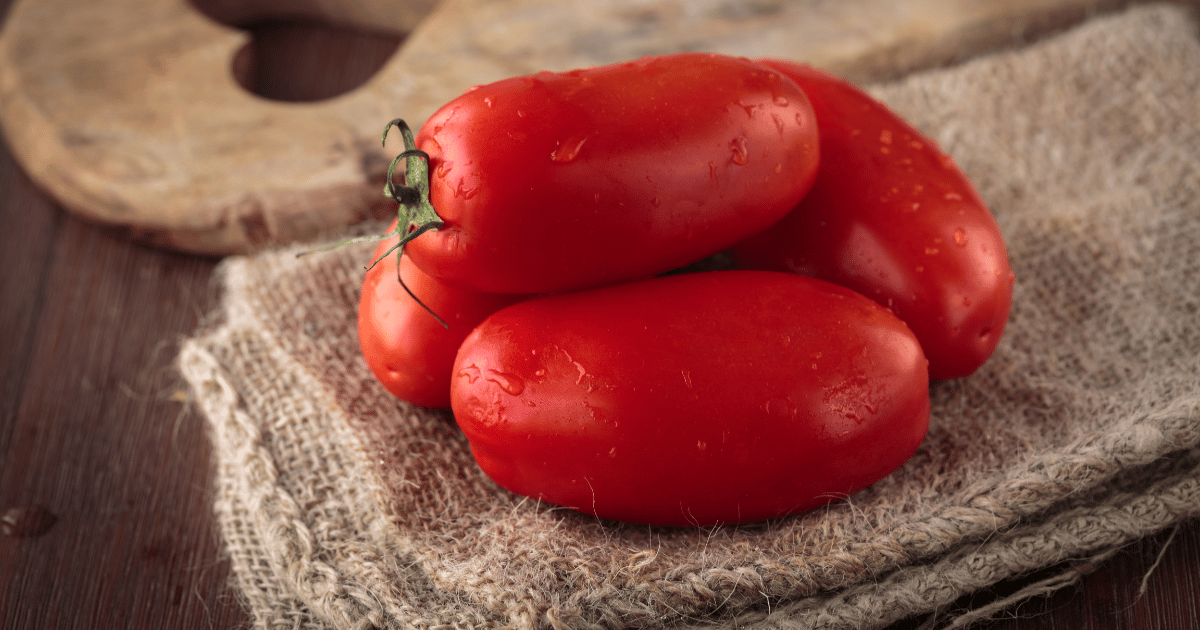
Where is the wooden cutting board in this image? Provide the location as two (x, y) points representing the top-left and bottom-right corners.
(0, 0), (1139, 255)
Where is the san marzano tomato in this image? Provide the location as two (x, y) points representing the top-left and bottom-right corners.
(391, 53), (820, 294)
(734, 60), (1014, 379)
(451, 270), (930, 526)
(358, 221), (525, 408)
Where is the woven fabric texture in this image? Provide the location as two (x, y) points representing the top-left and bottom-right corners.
(179, 5), (1200, 629)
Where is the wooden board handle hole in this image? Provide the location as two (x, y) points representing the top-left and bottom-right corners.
(189, 0), (420, 102)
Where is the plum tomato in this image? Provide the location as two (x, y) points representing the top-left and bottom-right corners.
(450, 270), (930, 526)
(733, 60), (1014, 380)
(395, 53), (820, 294)
(358, 221), (526, 408)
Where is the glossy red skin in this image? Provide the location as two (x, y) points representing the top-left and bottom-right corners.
(451, 270), (930, 526)
(358, 221), (526, 408)
(733, 60), (1015, 380)
(407, 53), (820, 294)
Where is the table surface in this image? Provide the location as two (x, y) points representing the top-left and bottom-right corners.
(1, 9), (1198, 630)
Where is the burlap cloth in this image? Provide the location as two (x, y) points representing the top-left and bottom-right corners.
(178, 5), (1200, 629)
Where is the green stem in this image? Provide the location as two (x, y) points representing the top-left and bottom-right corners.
(379, 119), (448, 328)
(299, 119), (447, 328)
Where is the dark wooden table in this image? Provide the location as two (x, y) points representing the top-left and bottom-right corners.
(2, 11), (1198, 630)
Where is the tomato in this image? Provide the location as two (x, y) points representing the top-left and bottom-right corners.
(732, 60), (1014, 380)
(392, 53), (820, 294)
(358, 221), (525, 408)
(450, 270), (930, 526)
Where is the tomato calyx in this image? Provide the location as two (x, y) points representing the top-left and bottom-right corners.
(300, 119), (448, 328)
(381, 118), (443, 245)
(366, 118), (448, 328)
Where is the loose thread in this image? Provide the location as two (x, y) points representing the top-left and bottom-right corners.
(944, 547), (1124, 630)
(1137, 522), (1181, 597)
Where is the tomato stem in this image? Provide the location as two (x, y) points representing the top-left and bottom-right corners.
(382, 118), (443, 234)
(297, 119), (447, 328)
(380, 118), (448, 328)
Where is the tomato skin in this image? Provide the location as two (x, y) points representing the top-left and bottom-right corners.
(358, 221), (526, 408)
(407, 53), (820, 294)
(450, 270), (930, 526)
(733, 60), (1014, 380)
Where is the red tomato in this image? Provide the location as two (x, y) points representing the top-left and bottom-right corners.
(733, 60), (1014, 380)
(451, 270), (930, 526)
(358, 221), (526, 408)
(399, 53), (820, 294)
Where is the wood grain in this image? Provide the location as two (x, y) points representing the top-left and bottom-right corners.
(0, 145), (247, 627)
(1, 10), (1198, 630)
(0, 0), (1167, 255)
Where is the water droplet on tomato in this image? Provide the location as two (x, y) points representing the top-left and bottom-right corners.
(458, 364), (481, 384)
(730, 137), (749, 165)
(925, 246), (940, 255)
(944, 192), (963, 201)
(609, 447), (617, 458)
(534, 368), (546, 377)
(696, 441), (707, 452)
(879, 129), (893, 144)
(772, 113), (785, 135)
(454, 179), (478, 199)
(765, 398), (795, 418)
(482, 96), (494, 108)
(484, 369), (525, 395)
(905, 202), (921, 213)
(573, 361), (587, 384)
(551, 135), (588, 163)
(954, 228), (968, 246)
(485, 407), (507, 427)
(774, 96), (789, 106)
(914, 265), (925, 273)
